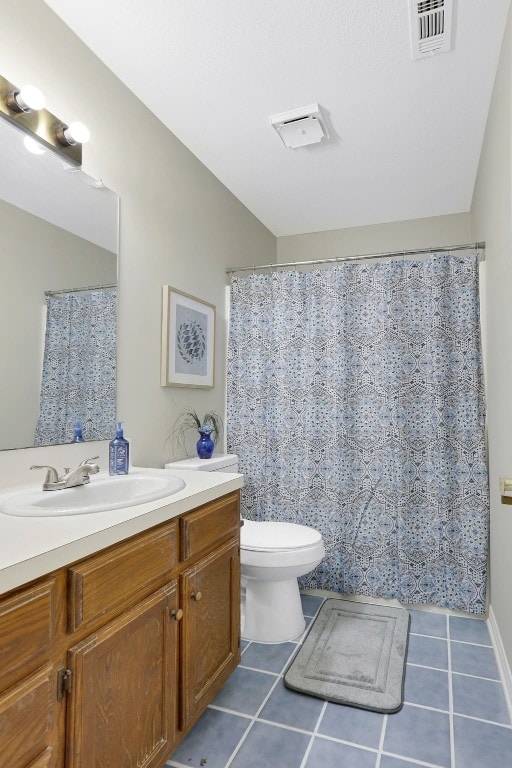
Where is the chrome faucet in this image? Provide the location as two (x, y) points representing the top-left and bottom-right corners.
(30, 457), (100, 491)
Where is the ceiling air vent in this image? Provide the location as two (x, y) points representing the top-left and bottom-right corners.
(409, 0), (453, 60)
(269, 104), (328, 149)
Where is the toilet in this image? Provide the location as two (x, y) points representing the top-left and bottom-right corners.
(164, 454), (325, 643)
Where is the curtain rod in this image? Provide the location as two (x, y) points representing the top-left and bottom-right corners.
(45, 283), (117, 298)
(226, 241), (486, 275)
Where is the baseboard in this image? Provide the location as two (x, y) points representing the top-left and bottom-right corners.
(488, 605), (512, 722)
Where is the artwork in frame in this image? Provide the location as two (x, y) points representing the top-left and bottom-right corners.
(161, 286), (215, 388)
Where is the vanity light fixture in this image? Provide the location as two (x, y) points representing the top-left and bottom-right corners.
(6, 84), (45, 113)
(56, 121), (90, 147)
(0, 73), (87, 166)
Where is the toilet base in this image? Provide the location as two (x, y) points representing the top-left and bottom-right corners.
(241, 577), (306, 643)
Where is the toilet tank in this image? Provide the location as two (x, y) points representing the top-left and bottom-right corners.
(164, 454), (239, 473)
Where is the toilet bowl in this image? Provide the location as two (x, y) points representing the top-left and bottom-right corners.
(241, 519), (325, 643)
(164, 454), (325, 643)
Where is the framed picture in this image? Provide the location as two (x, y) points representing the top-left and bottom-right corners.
(161, 286), (215, 388)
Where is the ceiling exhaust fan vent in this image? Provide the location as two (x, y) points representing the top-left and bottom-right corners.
(409, 0), (453, 60)
(269, 104), (328, 149)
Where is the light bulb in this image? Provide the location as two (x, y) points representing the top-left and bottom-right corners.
(16, 84), (45, 112)
(23, 135), (45, 155)
(63, 121), (90, 145)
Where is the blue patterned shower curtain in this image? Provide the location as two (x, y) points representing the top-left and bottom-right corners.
(227, 253), (488, 614)
(34, 289), (117, 446)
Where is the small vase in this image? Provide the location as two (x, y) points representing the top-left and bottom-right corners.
(196, 429), (215, 459)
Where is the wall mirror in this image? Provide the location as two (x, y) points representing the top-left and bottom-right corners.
(0, 117), (119, 451)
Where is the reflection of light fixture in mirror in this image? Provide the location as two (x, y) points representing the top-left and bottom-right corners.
(6, 84), (45, 113)
(1, 73), (85, 166)
(56, 121), (90, 147)
(23, 135), (46, 155)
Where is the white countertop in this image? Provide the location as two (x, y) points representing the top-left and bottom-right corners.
(0, 466), (243, 596)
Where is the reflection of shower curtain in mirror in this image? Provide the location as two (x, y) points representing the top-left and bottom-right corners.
(34, 289), (116, 445)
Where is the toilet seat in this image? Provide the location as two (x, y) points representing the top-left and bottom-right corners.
(241, 520), (322, 552)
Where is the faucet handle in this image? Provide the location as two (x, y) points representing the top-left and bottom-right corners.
(79, 456), (99, 466)
(30, 465), (59, 484)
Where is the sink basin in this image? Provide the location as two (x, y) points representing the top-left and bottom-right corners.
(0, 473), (186, 517)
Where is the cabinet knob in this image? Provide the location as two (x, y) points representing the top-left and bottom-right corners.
(191, 591), (202, 602)
(171, 608), (183, 622)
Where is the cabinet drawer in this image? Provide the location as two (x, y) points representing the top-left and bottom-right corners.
(0, 579), (56, 690)
(68, 520), (178, 633)
(0, 663), (58, 768)
(181, 492), (240, 561)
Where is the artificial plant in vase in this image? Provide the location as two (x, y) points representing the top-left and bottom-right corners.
(171, 408), (223, 459)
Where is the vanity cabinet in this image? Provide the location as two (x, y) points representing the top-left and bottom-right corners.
(0, 490), (241, 768)
(0, 576), (66, 768)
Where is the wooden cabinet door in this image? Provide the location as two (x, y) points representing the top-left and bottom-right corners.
(65, 583), (179, 768)
(180, 538), (240, 731)
(0, 663), (63, 768)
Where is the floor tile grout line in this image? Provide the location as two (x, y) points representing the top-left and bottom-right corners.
(375, 712), (388, 768)
(452, 711), (512, 729)
(410, 630), (492, 648)
(379, 750), (448, 768)
(400, 700), (511, 724)
(168, 715), (462, 768)
(240, 661), (500, 687)
(223, 651), (294, 768)
(448, 638), (493, 648)
(407, 661), (502, 684)
(400, 700), (449, 714)
(447, 613), (456, 768)
(208, 706), (387, 751)
(253, 716), (320, 737)
(223, 718), (255, 768)
(410, 632), (449, 641)
(208, 704), (253, 719)
(298, 700), (327, 768)
(304, 731), (379, 753)
(400, 661), (449, 673)
(211, 702), (389, 755)
(219, 705), (512, 760)
(222, 676), (282, 768)
(450, 670), (501, 683)
(237, 664), (281, 676)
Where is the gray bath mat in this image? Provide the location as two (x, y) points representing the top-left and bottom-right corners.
(284, 599), (409, 713)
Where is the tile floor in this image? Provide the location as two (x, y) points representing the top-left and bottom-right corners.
(166, 594), (512, 768)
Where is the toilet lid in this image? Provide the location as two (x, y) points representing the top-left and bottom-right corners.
(241, 520), (322, 552)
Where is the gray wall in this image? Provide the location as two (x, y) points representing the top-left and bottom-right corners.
(1, 0), (276, 466)
(0, 199), (116, 449)
(277, 213), (472, 262)
(471, 8), (512, 667)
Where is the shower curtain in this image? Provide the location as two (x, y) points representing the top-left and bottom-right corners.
(227, 253), (489, 615)
(34, 289), (117, 445)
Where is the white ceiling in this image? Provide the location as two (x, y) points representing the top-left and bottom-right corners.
(43, 0), (510, 237)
